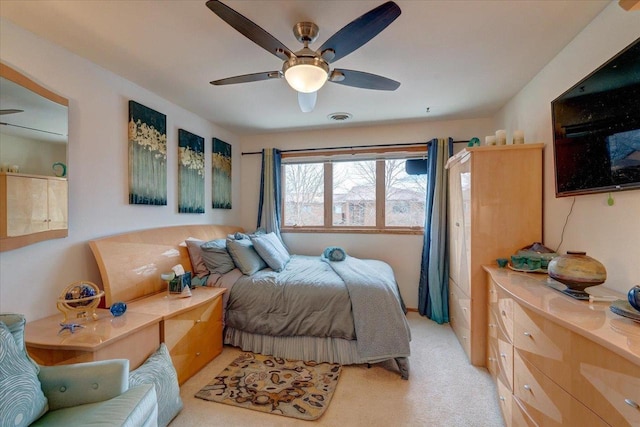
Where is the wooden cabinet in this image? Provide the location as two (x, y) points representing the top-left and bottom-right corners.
(0, 172), (68, 251)
(25, 309), (161, 370)
(447, 144), (543, 365)
(485, 266), (640, 427)
(128, 287), (226, 385)
(163, 296), (223, 384)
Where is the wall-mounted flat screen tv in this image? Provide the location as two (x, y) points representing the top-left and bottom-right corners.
(551, 37), (640, 197)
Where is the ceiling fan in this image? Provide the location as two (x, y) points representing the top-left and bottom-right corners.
(0, 109), (24, 115)
(205, 0), (402, 112)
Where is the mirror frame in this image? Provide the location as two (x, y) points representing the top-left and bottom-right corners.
(0, 62), (69, 251)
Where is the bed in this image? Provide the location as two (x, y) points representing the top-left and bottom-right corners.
(90, 225), (411, 379)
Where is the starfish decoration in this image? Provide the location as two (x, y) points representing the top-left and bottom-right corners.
(58, 322), (85, 335)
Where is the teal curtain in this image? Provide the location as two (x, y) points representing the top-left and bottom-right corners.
(418, 138), (452, 324)
(257, 148), (283, 240)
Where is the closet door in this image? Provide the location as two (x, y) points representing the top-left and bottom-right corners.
(448, 161), (466, 287)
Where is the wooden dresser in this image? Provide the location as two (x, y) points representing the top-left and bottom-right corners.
(128, 287), (225, 384)
(448, 144), (543, 365)
(485, 266), (640, 426)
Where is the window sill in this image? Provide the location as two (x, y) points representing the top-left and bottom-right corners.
(281, 227), (424, 236)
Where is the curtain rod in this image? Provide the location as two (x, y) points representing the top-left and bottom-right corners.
(241, 140), (469, 156)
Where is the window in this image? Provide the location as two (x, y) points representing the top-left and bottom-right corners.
(283, 163), (324, 227)
(282, 153), (427, 233)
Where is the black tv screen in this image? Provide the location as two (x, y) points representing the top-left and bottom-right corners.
(551, 37), (640, 197)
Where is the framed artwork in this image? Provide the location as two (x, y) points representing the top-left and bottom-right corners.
(212, 138), (232, 209)
(128, 101), (167, 205)
(178, 129), (205, 214)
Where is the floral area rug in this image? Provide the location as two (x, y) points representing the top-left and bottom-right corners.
(195, 352), (341, 421)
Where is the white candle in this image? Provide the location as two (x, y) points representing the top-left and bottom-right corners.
(496, 130), (506, 145)
(485, 135), (496, 145)
(513, 130), (524, 144)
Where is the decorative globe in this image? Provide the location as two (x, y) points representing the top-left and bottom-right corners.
(57, 281), (104, 322)
(65, 283), (97, 307)
(547, 251), (606, 291)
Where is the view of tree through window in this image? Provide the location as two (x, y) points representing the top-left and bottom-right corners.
(283, 163), (324, 226)
(283, 157), (427, 230)
(385, 159), (427, 227)
(333, 160), (376, 226)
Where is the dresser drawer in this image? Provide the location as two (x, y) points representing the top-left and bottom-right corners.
(512, 395), (540, 427)
(164, 296), (223, 384)
(513, 351), (609, 426)
(488, 328), (514, 391)
(496, 376), (513, 427)
(488, 278), (514, 343)
(514, 304), (640, 427)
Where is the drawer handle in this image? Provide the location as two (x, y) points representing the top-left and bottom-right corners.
(489, 323), (496, 328)
(196, 352), (201, 356)
(195, 319), (202, 323)
(523, 332), (532, 338)
(500, 353), (506, 359)
(499, 396), (505, 402)
(523, 384), (532, 392)
(624, 398), (639, 409)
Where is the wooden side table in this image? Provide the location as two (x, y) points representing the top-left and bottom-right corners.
(25, 309), (161, 370)
(127, 287), (226, 384)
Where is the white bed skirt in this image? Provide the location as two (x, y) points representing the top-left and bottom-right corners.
(224, 327), (367, 365)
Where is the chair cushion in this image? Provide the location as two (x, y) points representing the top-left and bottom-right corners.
(129, 343), (182, 427)
(0, 321), (48, 427)
(31, 383), (158, 427)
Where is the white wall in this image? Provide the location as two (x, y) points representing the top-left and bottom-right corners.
(494, 3), (640, 295)
(0, 133), (66, 176)
(0, 19), (242, 321)
(239, 118), (495, 309)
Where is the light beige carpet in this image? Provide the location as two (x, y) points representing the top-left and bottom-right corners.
(171, 312), (505, 427)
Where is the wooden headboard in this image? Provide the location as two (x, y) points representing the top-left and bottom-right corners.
(89, 224), (244, 306)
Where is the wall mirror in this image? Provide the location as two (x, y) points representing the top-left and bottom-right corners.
(0, 63), (68, 175)
(0, 63), (69, 251)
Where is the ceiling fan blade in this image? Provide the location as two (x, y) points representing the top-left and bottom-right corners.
(206, 0), (293, 61)
(0, 109), (24, 115)
(330, 69), (400, 91)
(298, 91), (317, 113)
(210, 71), (282, 86)
(318, 1), (401, 64)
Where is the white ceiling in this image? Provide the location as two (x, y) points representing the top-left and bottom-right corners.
(0, 0), (611, 135)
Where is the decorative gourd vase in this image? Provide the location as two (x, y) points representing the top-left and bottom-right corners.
(629, 286), (640, 312)
(547, 251), (606, 291)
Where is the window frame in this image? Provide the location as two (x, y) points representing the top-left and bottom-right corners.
(281, 146), (427, 235)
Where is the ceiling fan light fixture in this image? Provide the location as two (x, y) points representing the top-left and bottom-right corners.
(283, 58), (329, 93)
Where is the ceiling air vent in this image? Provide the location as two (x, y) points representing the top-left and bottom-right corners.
(328, 112), (352, 122)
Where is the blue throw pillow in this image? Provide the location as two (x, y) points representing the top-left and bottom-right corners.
(0, 321), (48, 427)
(250, 232), (291, 272)
(226, 237), (267, 275)
(200, 239), (235, 275)
(129, 343), (182, 427)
